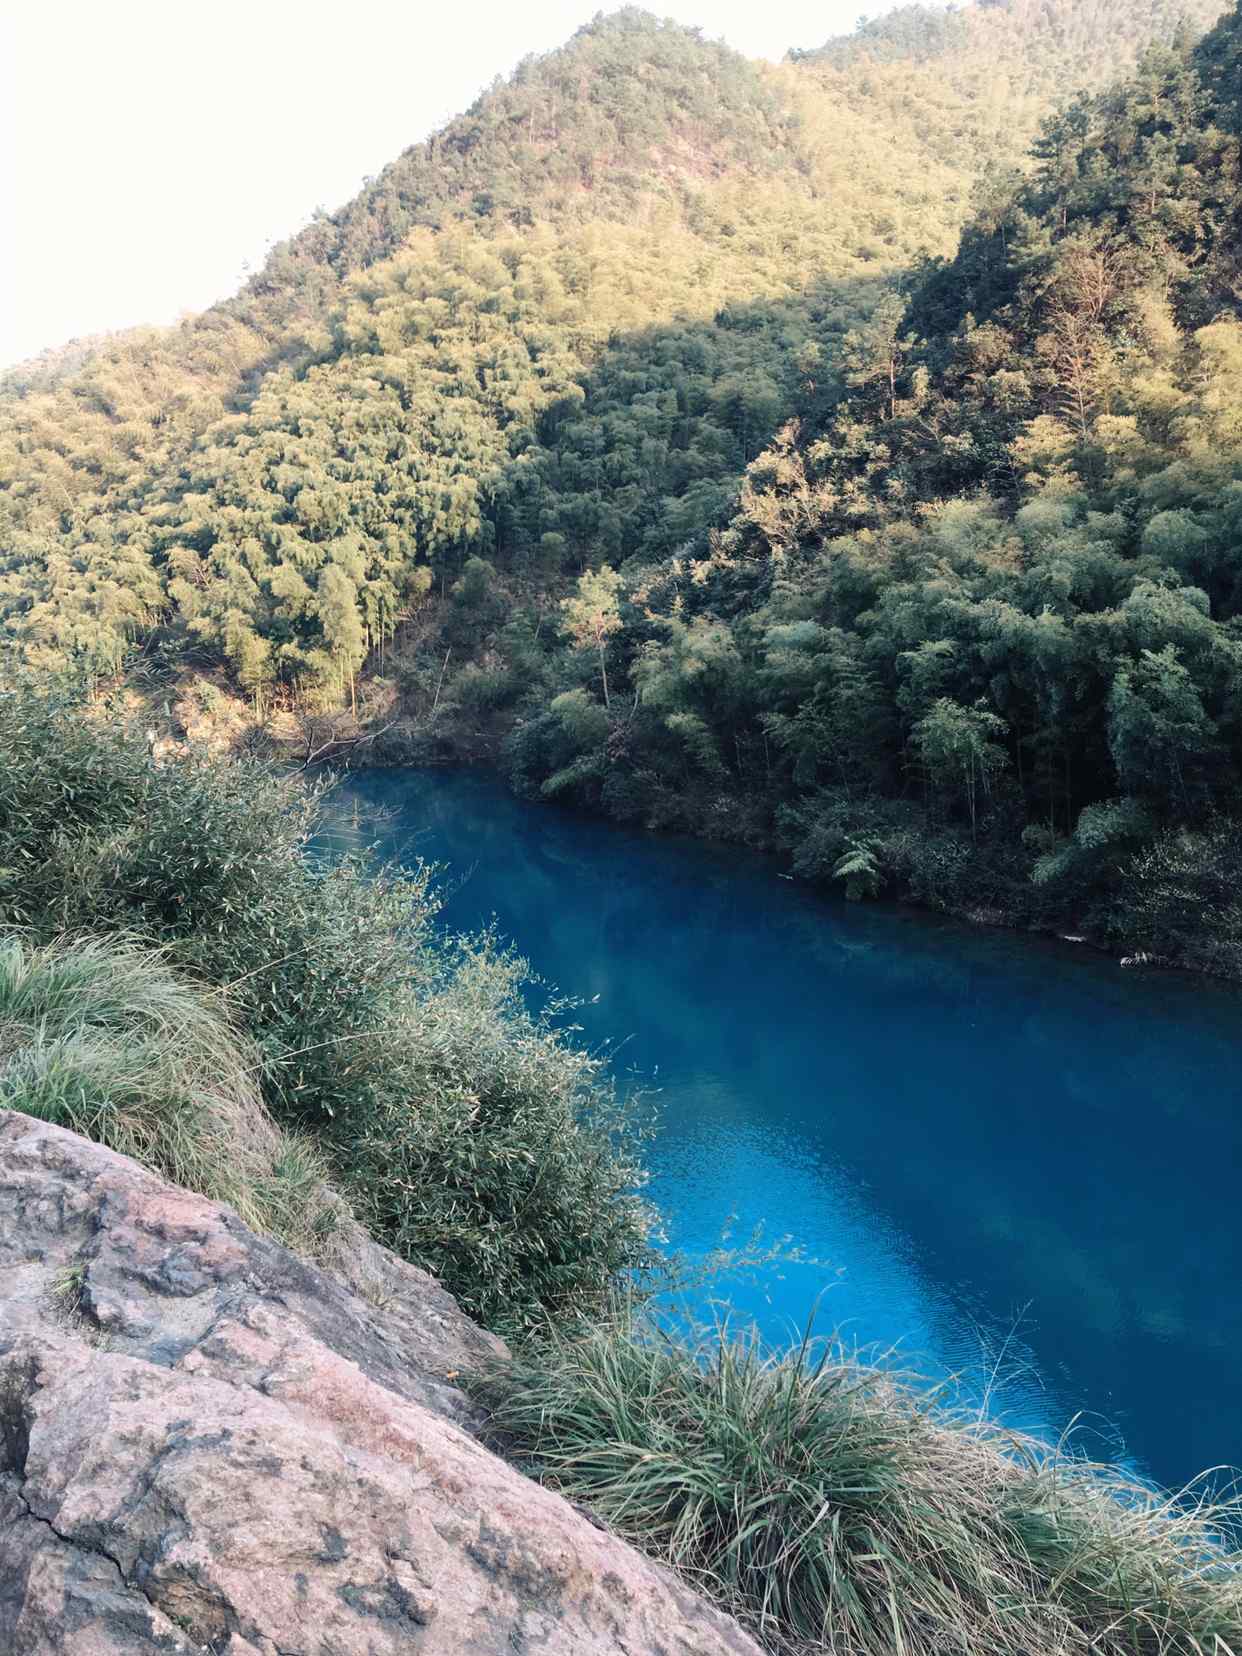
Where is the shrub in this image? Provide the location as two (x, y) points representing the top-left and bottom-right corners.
(449, 660), (520, 713)
(504, 694), (609, 805)
(346, 939), (655, 1330)
(504, 703), (576, 798)
(0, 682), (654, 1328)
(0, 684), (436, 1134)
(478, 1306), (1242, 1655)
(832, 835), (883, 900)
(0, 933), (343, 1256)
(777, 788), (1060, 926)
(1031, 797), (1157, 894)
(1112, 817), (1242, 975)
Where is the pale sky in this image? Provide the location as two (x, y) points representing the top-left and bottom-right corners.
(1, 0), (916, 369)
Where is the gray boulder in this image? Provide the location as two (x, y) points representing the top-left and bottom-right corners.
(0, 1111), (760, 1655)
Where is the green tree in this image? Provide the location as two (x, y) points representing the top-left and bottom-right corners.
(1107, 646), (1219, 807)
(840, 290), (910, 421)
(562, 566), (624, 708)
(912, 698), (1009, 839)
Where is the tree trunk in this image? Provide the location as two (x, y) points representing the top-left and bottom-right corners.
(431, 647), (451, 715)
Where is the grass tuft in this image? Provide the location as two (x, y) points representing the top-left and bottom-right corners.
(0, 933), (345, 1257)
(475, 1302), (1242, 1655)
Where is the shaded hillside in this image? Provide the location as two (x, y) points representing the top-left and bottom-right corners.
(505, 3), (1242, 971)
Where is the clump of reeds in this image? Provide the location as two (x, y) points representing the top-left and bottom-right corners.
(476, 1302), (1242, 1655)
(0, 933), (344, 1257)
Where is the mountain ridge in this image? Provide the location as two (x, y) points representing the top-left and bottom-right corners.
(2, 0), (1227, 684)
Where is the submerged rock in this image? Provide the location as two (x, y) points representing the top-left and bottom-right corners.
(0, 1111), (759, 1655)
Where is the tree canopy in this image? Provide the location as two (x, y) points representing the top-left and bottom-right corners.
(3, 1), (1223, 688)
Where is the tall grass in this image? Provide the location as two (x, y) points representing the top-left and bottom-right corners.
(476, 1304), (1242, 1655)
(0, 934), (344, 1256)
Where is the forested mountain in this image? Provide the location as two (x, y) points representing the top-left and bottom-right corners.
(507, 1), (1242, 968)
(1, 2), (1224, 677)
(3, 0), (1241, 963)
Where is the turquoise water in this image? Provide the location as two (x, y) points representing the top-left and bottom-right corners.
(323, 766), (1242, 1492)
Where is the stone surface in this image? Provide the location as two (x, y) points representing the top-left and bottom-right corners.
(0, 1111), (761, 1655)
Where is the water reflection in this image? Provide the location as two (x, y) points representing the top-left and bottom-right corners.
(321, 767), (1242, 1490)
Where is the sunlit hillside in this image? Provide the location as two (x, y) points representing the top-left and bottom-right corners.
(1, 1), (1226, 688)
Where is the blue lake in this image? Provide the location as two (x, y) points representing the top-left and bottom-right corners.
(323, 766), (1242, 1493)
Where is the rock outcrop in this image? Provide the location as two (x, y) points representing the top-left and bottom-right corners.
(0, 1111), (760, 1655)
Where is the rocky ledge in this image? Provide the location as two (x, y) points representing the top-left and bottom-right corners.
(0, 1111), (759, 1655)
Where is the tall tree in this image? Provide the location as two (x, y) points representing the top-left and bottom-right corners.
(562, 567), (624, 708)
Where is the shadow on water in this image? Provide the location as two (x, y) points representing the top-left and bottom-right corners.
(320, 765), (1242, 1493)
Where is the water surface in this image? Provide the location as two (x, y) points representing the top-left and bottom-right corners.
(322, 766), (1242, 1491)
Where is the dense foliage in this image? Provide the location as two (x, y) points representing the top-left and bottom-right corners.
(480, 1304), (1242, 1655)
(0, 685), (652, 1328)
(0, 3), (1223, 698)
(1, 5), (1240, 976)
(497, 3), (1242, 971)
